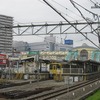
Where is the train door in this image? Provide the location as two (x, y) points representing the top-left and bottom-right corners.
(53, 64), (57, 74)
(49, 64), (57, 79)
(54, 64), (63, 81)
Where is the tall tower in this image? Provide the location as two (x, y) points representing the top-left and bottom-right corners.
(0, 15), (13, 53)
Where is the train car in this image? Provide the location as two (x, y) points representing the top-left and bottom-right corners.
(49, 61), (69, 81)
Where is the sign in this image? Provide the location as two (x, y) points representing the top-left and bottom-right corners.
(0, 59), (6, 64)
(0, 54), (7, 64)
(28, 51), (39, 55)
(64, 40), (73, 45)
(0, 54), (6, 59)
(64, 76), (73, 85)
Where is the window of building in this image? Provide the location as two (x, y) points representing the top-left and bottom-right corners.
(80, 49), (88, 61)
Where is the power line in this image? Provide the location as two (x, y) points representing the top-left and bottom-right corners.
(51, 0), (83, 19)
(43, 0), (100, 49)
(90, 0), (100, 8)
(71, 0), (98, 17)
(60, 10), (77, 21)
(38, 0), (47, 5)
(70, 0), (98, 37)
(70, 0), (100, 46)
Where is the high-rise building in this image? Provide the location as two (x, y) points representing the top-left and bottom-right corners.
(0, 15), (13, 53)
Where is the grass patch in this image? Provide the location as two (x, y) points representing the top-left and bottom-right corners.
(86, 90), (100, 100)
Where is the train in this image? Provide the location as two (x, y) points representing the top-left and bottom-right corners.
(49, 60), (100, 82)
(49, 61), (69, 81)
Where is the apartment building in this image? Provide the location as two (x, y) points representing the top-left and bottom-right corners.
(0, 15), (13, 53)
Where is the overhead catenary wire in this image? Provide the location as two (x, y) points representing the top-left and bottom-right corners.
(51, 0), (83, 19)
(70, 0), (100, 45)
(10, 0), (98, 43)
(38, 0), (83, 21)
(43, 0), (100, 49)
(69, 0), (100, 41)
(89, 0), (96, 4)
(71, 0), (98, 16)
(38, 0), (47, 5)
(90, 0), (100, 6)
(70, 0), (98, 37)
(59, 10), (77, 21)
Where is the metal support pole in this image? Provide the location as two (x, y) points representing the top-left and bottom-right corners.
(9, 61), (11, 80)
(36, 54), (40, 82)
(34, 52), (40, 83)
(70, 63), (71, 74)
(16, 61), (19, 73)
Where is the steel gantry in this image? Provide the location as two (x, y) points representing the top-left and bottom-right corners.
(11, 21), (100, 36)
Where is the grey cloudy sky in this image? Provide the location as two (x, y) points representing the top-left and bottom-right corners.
(0, 0), (100, 47)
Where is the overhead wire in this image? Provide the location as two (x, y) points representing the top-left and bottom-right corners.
(59, 10), (77, 21)
(38, 0), (77, 21)
(13, 0), (98, 47)
(51, 0), (83, 19)
(70, 0), (98, 37)
(70, 0), (99, 21)
(39, 0), (77, 43)
(43, 0), (100, 49)
(51, 0), (82, 43)
(90, 0), (100, 8)
(38, 0), (83, 21)
(51, 0), (81, 44)
(70, 0), (100, 47)
(38, 0), (46, 5)
(71, 0), (98, 16)
(90, 0), (98, 4)
(51, 0), (98, 43)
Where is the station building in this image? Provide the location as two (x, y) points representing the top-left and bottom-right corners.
(73, 43), (98, 61)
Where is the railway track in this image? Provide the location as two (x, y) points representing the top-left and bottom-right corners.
(0, 79), (48, 89)
(0, 78), (99, 100)
(27, 78), (100, 100)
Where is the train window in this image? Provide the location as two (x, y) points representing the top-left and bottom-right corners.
(57, 64), (60, 69)
(62, 64), (69, 68)
(50, 64), (53, 69)
(50, 64), (57, 69)
(53, 65), (56, 69)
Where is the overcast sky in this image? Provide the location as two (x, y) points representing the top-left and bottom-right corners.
(0, 0), (100, 47)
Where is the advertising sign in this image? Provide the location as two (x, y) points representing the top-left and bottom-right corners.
(64, 40), (73, 45)
(0, 54), (7, 64)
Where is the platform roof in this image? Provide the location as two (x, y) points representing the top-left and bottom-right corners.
(68, 59), (100, 65)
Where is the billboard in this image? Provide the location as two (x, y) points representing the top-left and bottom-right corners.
(64, 40), (73, 45)
(0, 54), (7, 64)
